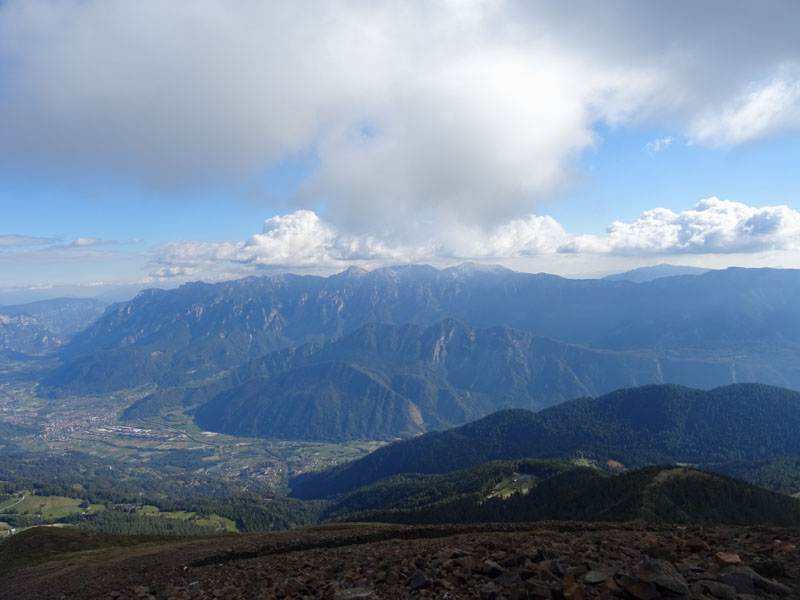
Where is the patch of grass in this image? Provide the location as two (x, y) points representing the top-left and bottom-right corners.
(0, 495), (24, 511)
(572, 457), (599, 469)
(491, 472), (537, 499)
(134, 507), (238, 532)
(2, 495), (83, 519)
(189, 514), (238, 533)
(0, 525), (209, 575)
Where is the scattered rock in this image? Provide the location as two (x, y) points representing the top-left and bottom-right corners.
(686, 538), (711, 552)
(615, 574), (661, 600)
(6, 522), (800, 600)
(714, 552), (741, 566)
(752, 559), (786, 578)
(386, 569), (401, 585)
(495, 571), (523, 588)
(409, 569), (431, 590)
(720, 570), (755, 595)
(483, 560), (505, 578)
(584, 570), (609, 585)
(534, 547), (558, 561)
(698, 580), (737, 600)
(725, 565), (793, 597)
(334, 588), (377, 600)
(636, 557), (689, 595)
(561, 574), (588, 600)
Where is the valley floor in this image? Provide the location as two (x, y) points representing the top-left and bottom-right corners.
(3, 521), (799, 599)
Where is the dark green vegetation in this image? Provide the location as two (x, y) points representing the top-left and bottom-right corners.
(196, 362), (427, 441)
(4, 266), (800, 540)
(5, 382), (800, 538)
(0, 452), (322, 536)
(711, 457), (800, 496)
(326, 463), (800, 527)
(189, 320), (683, 441)
(291, 383), (800, 499)
(321, 459), (574, 520)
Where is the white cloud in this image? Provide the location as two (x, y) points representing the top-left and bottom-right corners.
(156, 240), (240, 266)
(643, 136), (673, 153)
(0, 234), (57, 247)
(458, 216), (571, 258)
(690, 71), (800, 146)
(69, 237), (116, 248)
(142, 265), (202, 283)
(238, 211), (340, 267)
(2, 1), (800, 235)
(150, 199), (800, 278)
(0, 235), (117, 250)
(569, 198), (800, 254)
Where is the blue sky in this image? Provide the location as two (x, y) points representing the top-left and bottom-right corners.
(2, 1), (800, 302)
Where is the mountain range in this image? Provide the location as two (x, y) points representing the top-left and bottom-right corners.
(290, 383), (800, 499)
(181, 319), (778, 441)
(32, 264), (800, 448)
(0, 298), (106, 356)
(602, 263), (709, 282)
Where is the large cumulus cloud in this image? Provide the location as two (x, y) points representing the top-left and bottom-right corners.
(2, 0), (800, 235)
(569, 198), (800, 254)
(149, 199), (800, 280)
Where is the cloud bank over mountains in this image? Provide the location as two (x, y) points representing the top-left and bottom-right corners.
(2, 1), (800, 295)
(148, 198), (800, 280)
(2, 0), (800, 236)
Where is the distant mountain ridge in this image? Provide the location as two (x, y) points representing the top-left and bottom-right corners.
(0, 313), (63, 355)
(43, 265), (800, 395)
(290, 383), (800, 499)
(603, 264), (709, 282)
(0, 298), (107, 356)
(0, 298), (106, 336)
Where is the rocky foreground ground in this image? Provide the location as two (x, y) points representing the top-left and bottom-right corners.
(3, 522), (799, 600)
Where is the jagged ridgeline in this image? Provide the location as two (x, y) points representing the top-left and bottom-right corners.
(42, 266), (800, 401)
(29, 265), (800, 444)
(0, 298), (106, 356)
(290, 383), (800, 499)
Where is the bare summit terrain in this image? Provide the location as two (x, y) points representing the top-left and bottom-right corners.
(2, 521), (799, 600)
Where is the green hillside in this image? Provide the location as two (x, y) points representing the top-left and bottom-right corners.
(290, 383), (800, 498)
(330, 464), (800, 527)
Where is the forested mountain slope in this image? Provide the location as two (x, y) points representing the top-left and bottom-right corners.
(290, 383), (800, 498)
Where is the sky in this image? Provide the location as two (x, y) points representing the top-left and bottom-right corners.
(2, 0), (800, 302)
